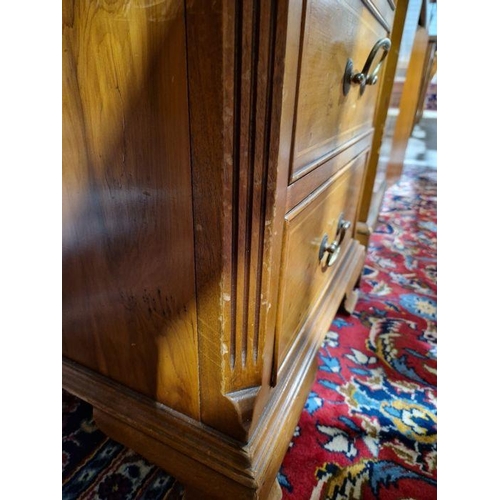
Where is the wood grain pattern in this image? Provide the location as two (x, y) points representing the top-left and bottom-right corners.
(276, 238), (366, 380)
(62, 0), (199, 418)
(276, 153), (367, 365)
(361, 0), (395, 31)
(63, 0), (387, 495)
(231, 0), (276, 379)
(290, 0), (387, 180)
(93, 410), (266, 500)
(63, 320), (314, 500)
(63, 234), (365, 497)
(186, 0), (290, 439)
(286, 131), (372, 212)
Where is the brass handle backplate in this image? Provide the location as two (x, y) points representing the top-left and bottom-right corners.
(319, 214), (352, 267)
(343, 38), (391, 96)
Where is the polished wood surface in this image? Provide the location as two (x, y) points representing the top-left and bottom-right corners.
(62, 0), (200, 418)
(286, 131), (372, 212)
(185, 0), (291, 440)
(361, 0), (396, 32)
(275, 239), (366, 380)
(290, 0), (387, 180)
(63, 312), (316, 500)
(62, 0), (392, 497)
(356, 0), (411, 246)
(276, 153), (367, 365)
(386, 24), (429, 184)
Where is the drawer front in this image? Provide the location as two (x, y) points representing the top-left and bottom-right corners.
(361, 0), (396, 31)
(290, 0), (390, 181)
(276, 152), (367, 366)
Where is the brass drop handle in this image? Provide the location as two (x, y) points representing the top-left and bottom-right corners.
(319, 215), (352, 267)
(343, 38), (391, 96)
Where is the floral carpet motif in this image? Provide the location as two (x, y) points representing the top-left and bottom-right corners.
(62, 163), (436, 499)
(62, 390), (182, 499)
(279, 163), (437, 499)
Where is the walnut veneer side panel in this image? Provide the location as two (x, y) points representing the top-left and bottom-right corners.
(62, 0), (200, 418)
(62, 0), (374, 496)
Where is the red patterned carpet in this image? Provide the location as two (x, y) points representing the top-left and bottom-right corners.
(63, 162), (437, 499)
(279, 163), (437, 499)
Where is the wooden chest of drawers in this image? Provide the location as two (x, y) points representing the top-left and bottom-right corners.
(62, 0), (396, 497)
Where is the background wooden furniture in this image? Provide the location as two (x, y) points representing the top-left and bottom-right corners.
(385, 0), (436, 184)
(356, 0), (411, 246)
(356, 0), (437, 245)
(414, 35), (437, 125)
(386, 22), (429, 183)
(62, 0), (397, 497)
